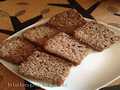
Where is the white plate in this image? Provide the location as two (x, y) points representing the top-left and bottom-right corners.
(0, 19), (120, 90)
(97, 76), (120, 90)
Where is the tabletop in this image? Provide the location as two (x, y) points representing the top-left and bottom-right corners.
(0, 0), (120, 90)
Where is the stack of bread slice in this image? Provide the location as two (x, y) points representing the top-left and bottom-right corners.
(0, 9), (119, 86)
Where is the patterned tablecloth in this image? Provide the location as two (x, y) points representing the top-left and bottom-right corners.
(0, 0), (120, 90)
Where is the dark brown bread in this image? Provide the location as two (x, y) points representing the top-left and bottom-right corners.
(44, 32), (89, 65)
(74, 21), (120, 51)
(19, 51), (72, 86)
(0, 37), (35, 64)
(47, 9), (86, 34)
(0, 63), (25, 90)
(23, 25), (59, 46)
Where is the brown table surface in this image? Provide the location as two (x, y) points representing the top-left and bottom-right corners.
(0, 0), (120, 90)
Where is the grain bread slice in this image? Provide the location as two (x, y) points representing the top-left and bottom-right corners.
(23, 25), (59, 46)
(74, 21), (120, 51)
(44, 32), (89, 65)
(0, 37), (36, 64)
(47, 9), (86, 34)
(19, 51), (73, 86)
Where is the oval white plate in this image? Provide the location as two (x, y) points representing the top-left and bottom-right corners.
(0, 19), (120, 90)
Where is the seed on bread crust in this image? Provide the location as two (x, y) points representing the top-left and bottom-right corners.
(19, 51), (72, 86)
(74, 21), (120, 51)
(23, 25), (59, 46)
(44, 32), (89, 65)
(0, 37), (35, 64)
(47, 9), (86, 34)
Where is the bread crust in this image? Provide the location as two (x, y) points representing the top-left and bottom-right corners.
(23, 25), (59, 46)
(74, 21), (120, 51)
(47, 9), (86, 34)
(44, 32), (89, 65)
(0, 37), (36, 64)
(19, 51), (72, 86)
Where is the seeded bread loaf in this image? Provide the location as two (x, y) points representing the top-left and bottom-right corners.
(74, 21), (120, 51)
(44, 32), (89, 65)
(23, 25), (59, 46)
(19, 51), (72, 86)
(47, 9), (86, 34)
(0, 37), (35, 64)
